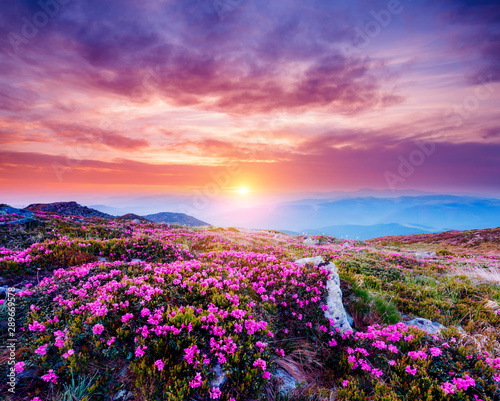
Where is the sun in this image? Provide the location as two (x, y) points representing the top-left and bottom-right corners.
(236, 187), (250, 195)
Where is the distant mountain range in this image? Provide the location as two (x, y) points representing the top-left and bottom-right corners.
(304, 223), (440, 240)
(212, 195), (500, 239)
(15, 194), (500, 239)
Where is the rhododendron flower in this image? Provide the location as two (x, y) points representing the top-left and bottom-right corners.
(388, 360), (396, 366)
(342, 380), (349, 387)
(189, 373), (203, 388)
(92, 324), (104, 335)
(41, 369), (58, 383)
(121, 313), (134, 323)
(35, 344), (48, 356)
(209, 387), (222, 399)
(155, 360), (164, 371)
(405, 365), (417, 376)
(63, 349), (74, 359)
(135, 345), (147, 358)
(440, 382), (455, 395)
(430, 347), (442, 357)
(14, 361), (24, 373)
(253, 358), (267, 371)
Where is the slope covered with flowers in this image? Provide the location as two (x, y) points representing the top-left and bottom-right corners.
(1, 212), (499, 400)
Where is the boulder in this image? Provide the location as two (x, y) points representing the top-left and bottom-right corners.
(274, 368), (303, 395)
(404, 317), (445, 335)
(294, 256), (352, 332)
(303, 237), (319, 246)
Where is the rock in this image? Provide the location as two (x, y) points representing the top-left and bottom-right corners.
(303, 237), (319, 246)
(211, 363), (227, 388)
(0, 206), (34, 217)
(414, 251), (436, 259)
(294, 256), (325, 267)
(404, 317), (445, 335)
(111, 389), (135, 401)
(0, 217), (42, 227)
(0, 286), (21, 295)
(274, 368), (302, 395)
(294, 257), (352, 332)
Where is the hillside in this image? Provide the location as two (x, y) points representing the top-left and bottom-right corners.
(370, 227), (500, 255)
(115, 213), (152, 223)
(25, 201), (114, 219)
(1, 211), (499, 400)
(144, 211), (211, 226)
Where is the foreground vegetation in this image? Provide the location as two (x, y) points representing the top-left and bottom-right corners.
(1, 211), (499, 400)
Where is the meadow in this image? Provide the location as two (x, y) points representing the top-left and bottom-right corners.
(1, 211), (499, 400)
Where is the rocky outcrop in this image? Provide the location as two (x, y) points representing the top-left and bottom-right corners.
(0, 206), (40, 227)
(294, 256), (352, 332)
(25, 202), (113, 219)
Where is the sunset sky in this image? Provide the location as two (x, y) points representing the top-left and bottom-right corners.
(1, 0), (499, 210)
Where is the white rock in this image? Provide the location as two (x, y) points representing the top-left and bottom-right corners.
(294, 257), (352, 332)
(303, 237), (319, 246)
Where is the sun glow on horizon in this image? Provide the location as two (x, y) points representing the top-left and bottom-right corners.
(236, 187), (250, 195)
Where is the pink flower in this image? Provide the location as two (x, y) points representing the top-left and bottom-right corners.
(154, 360), (164, 371)
(263, 371), (271, 380)
(342, 380), (349, 387)
(92, 324), (104, 335)
(405, 365), (417, 376)
(253, 358), (267, 371)
(14, 361), (24, 373)
(388, 360), (396, 366)
(107, 336), (116, 346)
(209, 387), (222, 399)
(41, 369), (58, 384)
(430, 347), (442, 357)
(189, 373), (203, 388)
(135, 345), (147, 358)
(121, 313), (134, 323)
(440, 382), (455, 395)
(35, 344), (48, 356)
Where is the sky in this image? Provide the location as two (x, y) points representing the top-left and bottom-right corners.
(1, 0), (500, 214)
